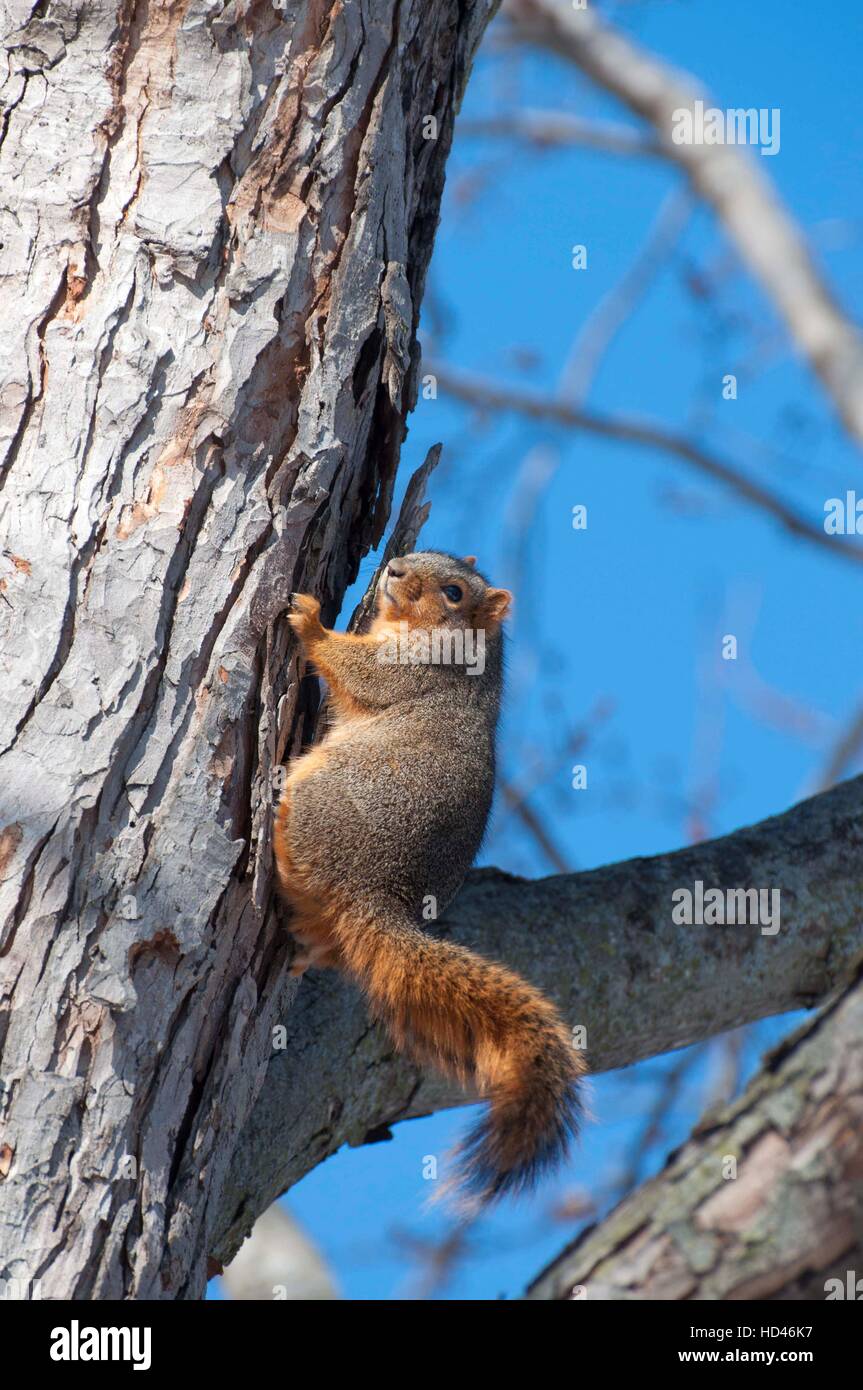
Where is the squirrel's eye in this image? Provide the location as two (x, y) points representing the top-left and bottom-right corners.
(443, 584), (463, 602)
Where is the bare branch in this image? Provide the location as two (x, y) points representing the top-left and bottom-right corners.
(559, 187), (692, 403)
(215, 773), (863, 1263)
(815, 700), (863, 793)
(504, 0), (863, 448)
(429, 361), (863, 569)
(457, 111), (662, 158)
(499, 779), (572, 872)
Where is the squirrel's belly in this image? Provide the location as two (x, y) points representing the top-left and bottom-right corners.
(281, 716), (493, 913)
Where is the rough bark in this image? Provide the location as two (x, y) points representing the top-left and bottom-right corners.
(0, 0), (497, 1300)
(526, 971), (863, 1300)
(214, 773), (863, 1265)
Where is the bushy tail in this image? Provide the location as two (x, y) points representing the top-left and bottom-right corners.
(335, 903), (586, 1206)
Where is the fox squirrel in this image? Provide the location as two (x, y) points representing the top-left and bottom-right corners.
(274, 550), (585, 1205)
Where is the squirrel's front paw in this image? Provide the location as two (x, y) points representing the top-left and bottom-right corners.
(288, 592), (324, 642)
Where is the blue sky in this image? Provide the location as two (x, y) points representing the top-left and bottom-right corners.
(215, 0), (863, 1300)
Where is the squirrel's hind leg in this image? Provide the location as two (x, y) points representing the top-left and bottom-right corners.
(280, 880), (344, 975)
(289, 936), (343, 976)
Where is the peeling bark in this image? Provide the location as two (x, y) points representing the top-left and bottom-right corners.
(0, 0), (497, 1299)
(526, 972), (863, 1301)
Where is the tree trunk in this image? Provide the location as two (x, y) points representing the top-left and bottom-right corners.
(0, 0), (497, 1300)
(527, 973), (863, 1301)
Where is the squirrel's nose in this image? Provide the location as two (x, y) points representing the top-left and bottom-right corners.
(387, 560), (406, 579)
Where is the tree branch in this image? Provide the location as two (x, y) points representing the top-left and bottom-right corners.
(527, 970), (863, 1299)
(503, 0), (863, 449)
(428, 361), (863, 570)
(213, 773), (863, 1263)
(457, 111), (662, 158)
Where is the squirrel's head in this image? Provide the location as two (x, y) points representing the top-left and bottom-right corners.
(372, 551), (512, 636)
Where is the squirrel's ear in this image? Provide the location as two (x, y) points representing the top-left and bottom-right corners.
(462, 555), (477, 568)
(482, 587), (512, 628)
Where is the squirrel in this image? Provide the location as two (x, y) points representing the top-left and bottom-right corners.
(274, 550), (585, 1206)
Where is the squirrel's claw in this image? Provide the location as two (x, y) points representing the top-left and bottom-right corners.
(288, 592), (323, 640)
(289, 591), (321, 618)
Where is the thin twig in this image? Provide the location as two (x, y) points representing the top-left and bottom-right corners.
(429, 361), (863, 571)
(457, 111), (662, 158)
(559, 187), (692, 403)
(504, 0), (863, 449)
